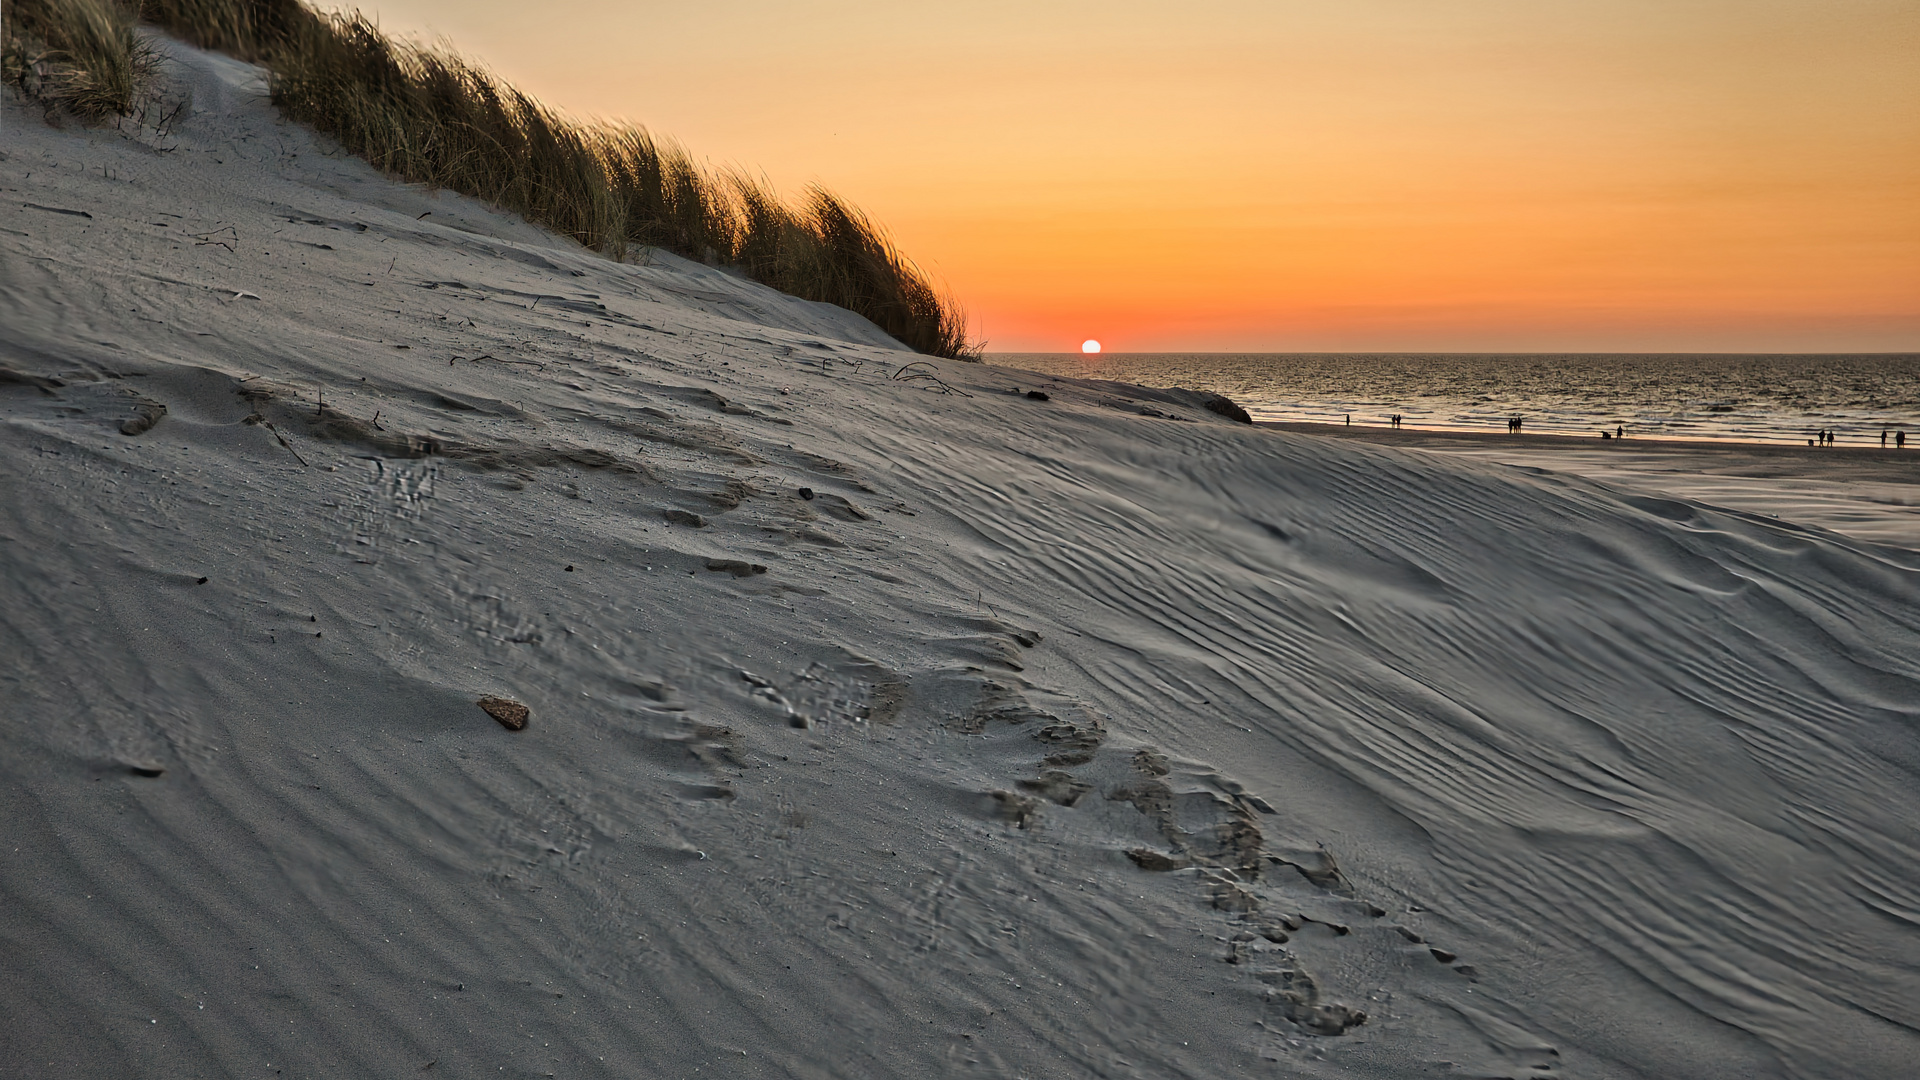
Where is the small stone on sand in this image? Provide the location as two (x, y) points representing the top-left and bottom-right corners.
(478, 696), (530, 730)
(705, 559), (768, 577)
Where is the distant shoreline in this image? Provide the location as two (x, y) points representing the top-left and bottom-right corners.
(1258, 419), (1920, 488)
(1259, 418), (1913, 457)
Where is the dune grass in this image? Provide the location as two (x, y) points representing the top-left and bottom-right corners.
(3, 0), (159, 121)
(3, 0), (980, 359)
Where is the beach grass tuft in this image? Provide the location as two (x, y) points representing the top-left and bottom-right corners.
(4, 0), (160, 121)
(4, 0), (980, 359)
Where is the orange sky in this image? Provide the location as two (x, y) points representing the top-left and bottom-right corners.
(360, 0), (1919, 352)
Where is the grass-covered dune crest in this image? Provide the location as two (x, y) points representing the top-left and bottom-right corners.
(2, 0), (980, 359)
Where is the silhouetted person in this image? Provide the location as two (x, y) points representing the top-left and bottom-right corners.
(1900, 431), (1908, 448)
(1882, 430), (1889, 447)
(1616, 424), (1624, 439)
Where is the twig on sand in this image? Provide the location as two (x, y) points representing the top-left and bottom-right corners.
(891, 361), (972, 397)
(192, 226), (238, 252)
(273, 426), (308, 466)
(153, 101), (186, 138)
(244, 412), (309, 466)
(452, 354), (545, 370)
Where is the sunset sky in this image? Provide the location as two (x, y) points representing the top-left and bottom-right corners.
(360, 0), (1919, 353)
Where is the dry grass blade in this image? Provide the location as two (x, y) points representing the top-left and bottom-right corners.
(891, 360), (973, 397)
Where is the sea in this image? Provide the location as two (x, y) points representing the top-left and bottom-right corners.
(987, 353), (1920, 444)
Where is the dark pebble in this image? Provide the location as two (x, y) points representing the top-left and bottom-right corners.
(477, 696), (530, 731)
(1026, 390), (1050, 401)
(798, 487), (815, 500)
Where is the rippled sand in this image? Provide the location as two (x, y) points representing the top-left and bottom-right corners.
(4, 37), (1918, 1080)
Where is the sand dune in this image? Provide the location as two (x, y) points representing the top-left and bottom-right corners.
(4, 39), (1918, 1079)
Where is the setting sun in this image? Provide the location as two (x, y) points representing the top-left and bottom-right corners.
(1081, 340), (1101, 354)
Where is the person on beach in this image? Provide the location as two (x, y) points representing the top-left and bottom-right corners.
(1883, 430), (1889, 447)
(1900, 431), (1907, 448)
(1616, 424), (1624, 439)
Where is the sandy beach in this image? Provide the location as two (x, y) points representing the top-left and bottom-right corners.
(4, 38), (1919, 1080)
(1259, 422), (1920, 550)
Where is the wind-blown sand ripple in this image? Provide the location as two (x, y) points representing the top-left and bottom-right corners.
(2, 36), (1916, 1080)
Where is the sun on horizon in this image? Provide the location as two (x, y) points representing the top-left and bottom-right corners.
(1081, 340), (1101, 354)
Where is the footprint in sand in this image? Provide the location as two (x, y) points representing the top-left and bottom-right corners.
(930, 628), (1444, 1039)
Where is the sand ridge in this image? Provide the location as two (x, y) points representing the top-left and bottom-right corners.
(3, 35), (1918, 1080)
